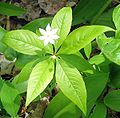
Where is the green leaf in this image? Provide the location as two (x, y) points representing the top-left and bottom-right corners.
(98, 37), (120, 65)
(89, 54), (105, 65)
(109, 63), (120, 88)
(0, 83), (20, 116)
(51, 7), (72, 51)
(113, 4), (120, 30)
(99, 58), (111, 73)
(13, 81), (28, 94)
(4, 47), (17, 61)
(22, 17), (52, 33)
(90, 0), (112, 24)
(0, 78), (4, 99)
(93, 8), (114, 28)
(0, 26), (7, 53)
(0, 2), (26, 16)
(115, 30), (120, 39)
(58, 25), (114, 54)
(96, 34), (120, 65)
(56, 59), (87, 115)
(104, 90), (120, 112)
(13, 57), (47, 94)
(44, 91), (81, 118)
(84, 43), (92, 59)
(85, 72), (108, 116)
(3, 30), (44, 55)
(96, 34), (113, 49)
(15, 53), (38, 69)
(0, 41), (7, 53)
(89, 102), (107, 118)
(0, 26), (6, 40)
(113, 5), (120, 38)
(60, 54), (94, 73)
(0, 26), (17, 60)
(12, 60), (38, 93)
(72, 0), (112, 25)
(26, 58), (54, 106)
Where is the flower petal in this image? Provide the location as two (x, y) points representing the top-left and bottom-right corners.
(49, 39), (55, 44)
(53, 35), (60, 40)
(38, 36), (45, 40)
(46, 24), (51, 32)
(39, 28), (46, 35)
(38, 23), (59, 46)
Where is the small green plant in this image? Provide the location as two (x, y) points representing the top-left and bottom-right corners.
(0, 2), (26, 16)
(1, 3), (120, 118)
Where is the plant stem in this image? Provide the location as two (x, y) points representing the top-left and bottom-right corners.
(6, 16), (10, 30)
(6, 0), (12, 30)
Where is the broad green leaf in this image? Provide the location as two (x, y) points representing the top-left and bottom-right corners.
(0, 78), (4, 99)
(0, 26), (18, 60)
(113, 4), (120, 30)
(98, 38), (120, 65)
(85, 72), (108, 116)
(96, 34), (113, 49)
(0, 41), (7, 53)
(0, 100), (3, 113)
(113, 5), (120, 38)
(3, 30), (44, 55)
(0, 26), (6, 40)
(26, 58), (54, 106)
(0, 83), (20, 116)
(58, 25), (114, 54)
(109, 63), (120, 88)
(104, 90), (120, 112)
(51, 7), (72, 51)
(93, 8), (114, 28)
(60, 54), (94, 73)
(56, 59), (87, 115)
(73, 0), (112, 25)
(84, 43), (92, 59)
(3, 116), (11, 118)
(44, 91), (81, 118)
(0, 2), (26, 16)
(13, 57), (47, 94)
(99, 58), (111, 73)
(12, 59), (39, 93)
(22, 17), (52, 33)
(89, 54), (105, 65)
(15, 53), (38, 69)
(90, 0), (112, 24)
(115, 30), (120, 39)
(0, 26), (7, 53)
(96, 34), (120, 65)
(4, 47), (17, 61)
(89, 102), (107, 118)
(13, 81), (28, 94)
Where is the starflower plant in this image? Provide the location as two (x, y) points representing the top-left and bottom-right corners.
(1, 7), (114, 117)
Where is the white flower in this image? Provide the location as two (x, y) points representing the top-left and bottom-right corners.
(38, 24), (59, 46)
